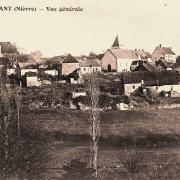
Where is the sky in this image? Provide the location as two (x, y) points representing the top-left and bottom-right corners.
(0, 0), (180, 57)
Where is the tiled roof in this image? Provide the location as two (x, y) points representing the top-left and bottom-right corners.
(109, 49), (138, 59)
(138, 51), (151, 58)
(50, 56), (65, 63)
(160, 47), (175, 55)
(79, 58), (101, 67)
(132, 61), (158, 72)
(122, 70), (179, 85)
(62, 54), (78, 63)
(153, 46), (175, 56)
(0, 42), (18, 54)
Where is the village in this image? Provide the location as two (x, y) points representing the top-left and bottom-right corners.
(0, 36), (180, 111)
(0, 37), (180, 179)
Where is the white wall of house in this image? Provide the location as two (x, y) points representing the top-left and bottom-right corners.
(7, 68), (16, 75)
(80, 66), (101, 75)
(124, 83), (141, 96)
(165, 54), (176, 63)
(148, 84), (180, 93)
(21, 69), (38, 76)
(72, 92), (86, 98)
(44, 70), (58, 76)
(117, 58), (136, 72)
(173, 84), (180, 93)
(26, 76), (40, 87)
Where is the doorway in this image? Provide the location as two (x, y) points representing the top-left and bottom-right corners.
(107, 64), (111, 72)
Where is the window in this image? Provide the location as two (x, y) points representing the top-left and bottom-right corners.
(133, 85), (135, 89)
(84, 68), (86, 71)
(132, 61), (138, 65)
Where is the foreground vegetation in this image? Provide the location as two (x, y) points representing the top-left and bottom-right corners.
(15, 108), (180, 179)
(1, 83), (180, 179)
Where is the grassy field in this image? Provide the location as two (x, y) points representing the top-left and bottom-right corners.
(18, 108), (180, 179)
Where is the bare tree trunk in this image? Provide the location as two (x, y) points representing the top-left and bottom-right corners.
(15, 88), (21, 137)
(4, 115), (9, 165)
(17, 99), (20, 136)
(88, 71), (100, 178)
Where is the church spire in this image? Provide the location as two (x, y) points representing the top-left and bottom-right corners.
(111, 35), (120, 49)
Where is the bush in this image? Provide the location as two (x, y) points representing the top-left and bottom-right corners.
(121, 148), (144, 174)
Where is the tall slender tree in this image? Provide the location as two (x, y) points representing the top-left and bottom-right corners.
(88, 70), (100, 177)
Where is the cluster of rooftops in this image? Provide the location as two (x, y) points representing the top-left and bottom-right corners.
(0, 37), (179, 77)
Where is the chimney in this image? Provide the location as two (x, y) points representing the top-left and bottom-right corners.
(159, 44), (162, 48)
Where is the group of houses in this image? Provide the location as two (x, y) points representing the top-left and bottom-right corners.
(0, 37), (180, 96)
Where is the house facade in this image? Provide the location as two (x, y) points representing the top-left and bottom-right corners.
(60, 54), (79, 75)
(79, 58), (101, 75)
(122, 70), (179, 96)
(19, 63), (39, 76)
(152, 44), (176, 63)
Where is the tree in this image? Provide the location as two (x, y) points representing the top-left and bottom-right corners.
(15, 86), (22, 136)
(0, 67), (21, 177)
(87, 71), (100, 177)
(89, 52), (98, 59)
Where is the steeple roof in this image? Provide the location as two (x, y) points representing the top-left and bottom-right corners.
(111, 35), (120, 49)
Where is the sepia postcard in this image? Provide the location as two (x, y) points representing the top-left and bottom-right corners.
(0, 0), (180, 179)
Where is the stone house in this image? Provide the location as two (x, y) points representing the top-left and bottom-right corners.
(60, 54), (79, 76)
(79, 58), (101, 75)
(50, 54), (79, 76)
(121, 70), (179, 96)
(20, 64), (38, 76)
(152, 44), (176, 63)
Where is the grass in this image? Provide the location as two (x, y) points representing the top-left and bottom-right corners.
(17, 108), (180, 179)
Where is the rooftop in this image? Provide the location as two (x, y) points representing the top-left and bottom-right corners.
(62, 54), (78, 63)
(109, 48), (138, 59)
(79, 58), (101, 67)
